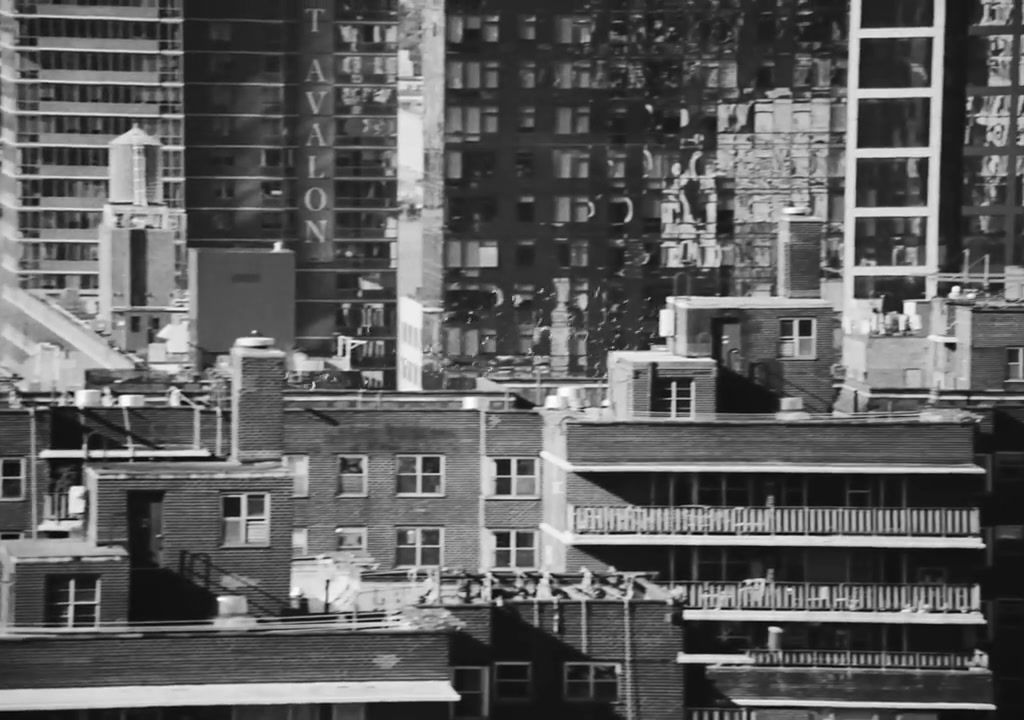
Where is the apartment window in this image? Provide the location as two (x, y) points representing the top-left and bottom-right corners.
(517, 196), (536, 222)
(515, 151), (535, 178)
(45, 575), (99, 628)
(447, 239), (500, 268)
(335, 527), (367, 554)
(553, 148), (590, 178)
(650, 378), (693, 419)
(570, 240), (589, 266)
(261, 181), (283, 199)
(778, 318), (817, 359)
(519, 106), (536, 132)
(516, 240), (535, 267)
(222, 493), (270, 546)
(555, 196), (591, 223)
(494, 662), (533, 702)
(520, 61), (537, 88)
(491, 530), (537, 569)
(337, 455), (368, 496)
(453, 667), (488, 718)
(555, 15), (595, 44)
(396, 455), (444, 495)
(291, 528), (309, 558)
(563, 663), (620, 702)
(395, 527), (442, 567)
(1008, 347), (1024, 380)
(491, 458), (538, 496)
(556, 106), (591, 134)
(1, 459), (24, 500)
(283, 455), (309, 498)
(518, 14), (537, 40)
(554, 62), (592, 89)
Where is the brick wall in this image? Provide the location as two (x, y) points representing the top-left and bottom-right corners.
(231, 345), (285, 462)
(90, 469), (293, 612)
(0, 630), (450, 688)
(0, 409), (47, 536)
(970, 310), (1024, 390)
(563, 420), (976, 465)
(10, 556), (129, 626)
(445, 600), (685, 720)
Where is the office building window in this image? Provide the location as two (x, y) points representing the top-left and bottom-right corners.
(222, 493), (270, 546)
(335, 527), (367, 554)
(283, 455), (309, 498)
(494, 662), (533, 702)
(778, 318), (817, 359)
(1008, 347), (1024, 380)
(0, 459), (24, 500)
(491, 458), (538, 496)
(490, 530), (537, 569)
(395, 455), (444, 495)
(338, 455), (369, 496)
(452, 667), (488, 718)
(563, 663), (620, 702)
(45, 575), (99, 628)
(395, 527), (442, 567)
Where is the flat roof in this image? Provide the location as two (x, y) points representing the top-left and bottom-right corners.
(669, 296), (835, 309)
(0, 540), (127, 560)
(0, 681), (459, 711)
(85, 461), (288, 479)
(609, 351), (717, 365)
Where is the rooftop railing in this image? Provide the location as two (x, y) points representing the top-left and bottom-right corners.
(670, 581), (982, 614)
(746, 648), (987, 670)
(570, 505), (981, 538)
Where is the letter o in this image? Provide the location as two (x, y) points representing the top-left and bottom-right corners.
(304, 187), (328, 212)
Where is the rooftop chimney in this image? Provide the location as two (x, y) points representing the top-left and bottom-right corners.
(230, 331), (285, 463)
(777, 208), (824, 299)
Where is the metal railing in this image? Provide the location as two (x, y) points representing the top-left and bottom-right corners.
(570, 505), (981, 537)
(0, 614), (412, 637)
(669, 581), (982, 614)
(746, 648), (986, 670)
(42, 492), (83, 522)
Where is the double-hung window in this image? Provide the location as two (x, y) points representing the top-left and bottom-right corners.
(1008, 347), (1024, 380)
(337, 455), (368, 496)
(0, 458), (24, 500)
(491, 458), (538, 496)
(395, 527), (442, 567)
(490, 530), (537, 570)
(396, 455), (444, 495)
(46, 575), (100, 628)
(452, 667), (488, 718)
(778, 318), (816, 359)
(493, 662), (532, 702)
(222, 493), (270, 546)
(563, 662), (620, 701)
(283, 455), (309, 498)
(336, 527), (367, 554)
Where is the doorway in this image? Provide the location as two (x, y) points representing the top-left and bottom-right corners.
(127, 491), (164, 568)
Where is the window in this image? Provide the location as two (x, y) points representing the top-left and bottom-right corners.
(283, 455), (309, 498)
(563, 663), (620, 702)
(555, 15), (595, 44)
(518, 14), (537, 40)
(556, 106), (591, 134)
(518, 106), (536, 132)
(519, 61), (537, 88)
(336, 526), (367, 554)
(396, 455), (444, 495)
(491, 458), (538, 496)
(338, 455), (368, 496)
(222, 493), (270, 546)
(491, 530), (537, 569)
(1, 459), (24, 500)
(778, 318), (817, 359)
(516, 240), (535, 266)
(396, 527), (442, 567)
(494, 662), (533, 702)
(292, 528), (309, 558)
(46, 575), (99, 628)
(650, 378), (693, 419)
(453, 667), (488, 718)
(0, 531), (24, 540)
(1008, 347), (1024, 380)
(447, 240), (500, 268)
(555, 196), (591, 223)
(571, 240), (589, 266)
(553, 148), (590, 178)
(516, 196), (536, 223)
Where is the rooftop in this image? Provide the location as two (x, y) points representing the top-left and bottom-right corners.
(84, 460), (289, 479)
(668, 296), (835, 310)
(0, 540), (127, 561)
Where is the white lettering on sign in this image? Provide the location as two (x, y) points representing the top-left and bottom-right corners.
(299, 3), (333, 243)
(304, 187), (328, 212)
(304, 7), (325, 32)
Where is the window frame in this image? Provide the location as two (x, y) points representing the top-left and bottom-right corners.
(395, 526), (443, 568)
(778, 317), (817, 360)
(335, 526), (368, 554)
(490, 529), (538, 570)
(291, 527), (309, 558)
(46, 574), (100, 628)
(283, 454), (309, 498)
(221, 492), (271, 548)
(395, 454), (445, 496)
(0, 458), (25, 501)
(650, 378), (694, 419)
(489, 457), (539, 497)
(452, 665), (489, 719)
(493, 661), (533, 703)
(1008, 347), (1024, 380)
(562, 662), (621, 702)
(337, 454), (369, 497)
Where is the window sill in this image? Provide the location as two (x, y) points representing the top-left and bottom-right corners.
(335, 493), (369, 499)
(220, 543), (271, 550)
(777, 356), (817, 361)
(395, 493), (446, 498)
(486, 495), (541, 501)
(0, 496), (26, 503)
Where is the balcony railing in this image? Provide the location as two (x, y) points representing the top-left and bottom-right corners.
(42, 492), (84, 522)
(570, 505), (981, 537)
(670, 581), (982, 614)
(746, 649), (987, 670)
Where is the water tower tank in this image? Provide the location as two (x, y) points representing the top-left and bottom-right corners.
(109, 124), (163, 205)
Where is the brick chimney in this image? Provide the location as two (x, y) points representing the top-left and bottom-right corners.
(777, 207), (824, 299)
(230, 331), (285, 463)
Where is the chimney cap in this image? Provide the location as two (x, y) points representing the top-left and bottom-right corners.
(234, 331), (274, 349)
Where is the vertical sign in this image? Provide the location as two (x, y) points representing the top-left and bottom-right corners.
(297, 1), (336, 245)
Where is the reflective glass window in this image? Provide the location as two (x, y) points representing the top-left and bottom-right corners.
(856, 159), (929, 206)
(967, 0), (1015, 27)
(963, 155), (1011, 207)
(857, 99), (930, 147)
(853, 276), (927, 303)
(861, 1), (933, 28)
(965, 94), (1013, 148)
(962, 214), (1012, 270)
(966, 35), (1014, 87)
(859, 38), (932, 88)
(854, 217), (927, 267)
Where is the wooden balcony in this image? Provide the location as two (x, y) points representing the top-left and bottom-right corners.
(671, 581), (983, 623)
(567, 505), (983, 548)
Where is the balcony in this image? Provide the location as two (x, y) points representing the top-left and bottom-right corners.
(566, 505), (983, 548)
(39, 490), (85, 534)
(745, 649), (987, 670)
(671, 580), (984, 623)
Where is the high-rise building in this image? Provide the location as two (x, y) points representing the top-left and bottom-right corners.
(440, 0), (851, 379)
(0, 0), (185, 311)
